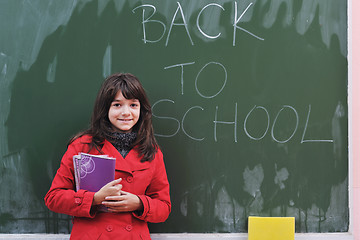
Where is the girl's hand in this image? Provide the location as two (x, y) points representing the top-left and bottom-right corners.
(92, 178), (122, 206)
(101, 190), (144, 213)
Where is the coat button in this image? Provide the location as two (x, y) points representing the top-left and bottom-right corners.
(106, 225), (113, 232)
(127, 176), (133, 183)
(125, 225), (133, 231)
(74, 198), (81, 205)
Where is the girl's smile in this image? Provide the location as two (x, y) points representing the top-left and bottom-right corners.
(108, 91), (140, 133)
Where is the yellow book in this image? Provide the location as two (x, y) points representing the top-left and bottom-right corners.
(248, 216), (295, 240)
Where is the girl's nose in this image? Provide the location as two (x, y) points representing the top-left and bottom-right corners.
(121, 106), (130, 115)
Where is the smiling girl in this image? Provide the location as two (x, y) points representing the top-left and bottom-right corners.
(45, 73), (171, 239)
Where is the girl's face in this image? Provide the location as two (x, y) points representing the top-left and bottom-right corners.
(108, 91), (140, 133)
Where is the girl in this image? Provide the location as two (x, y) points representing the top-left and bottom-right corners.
(45, 73), (171, 239)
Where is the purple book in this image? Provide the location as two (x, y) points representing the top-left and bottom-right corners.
(73, 153), (116, 192)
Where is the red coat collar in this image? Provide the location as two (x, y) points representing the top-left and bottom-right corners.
(101, 140), (150, 175)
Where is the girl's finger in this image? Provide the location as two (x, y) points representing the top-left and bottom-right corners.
(105, 195), (125, 201)
(102, 178), (122, 189)
(102, 200), (125, 207)
(110, 178), (122, 185)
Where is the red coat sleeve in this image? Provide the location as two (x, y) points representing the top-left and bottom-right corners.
(44, 137), (96, 218)
(133, 150), (171, 223)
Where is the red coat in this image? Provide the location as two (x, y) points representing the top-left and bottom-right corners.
(44, 135), (171, 240)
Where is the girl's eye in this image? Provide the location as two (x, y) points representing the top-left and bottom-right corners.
(131, 103), (139, 108)
(113, 103), (121, 107)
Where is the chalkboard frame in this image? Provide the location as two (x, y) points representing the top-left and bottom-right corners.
(0, 0), (353, 236)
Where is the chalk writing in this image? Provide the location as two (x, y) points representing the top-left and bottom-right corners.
(233, 2), (264, 45)
(244, 105), (270, 140)
(271, 105), (299, 143)
(152, 99), (180, 137)
(166, 2), (194, 46)
(132, 1), (265, 46)
(164, 62), (195, 95)
(195, 62), (228, 99)
(214, 103), (238, 142)
(152, 101), (334, 144)
(132, 4), (166, 43)
(301, 104), (334, 143)
(197, 3), (225, 39)
(164, 61), (227, 97)
(158, 59), (334, 144)
(182, 106), (205, 141)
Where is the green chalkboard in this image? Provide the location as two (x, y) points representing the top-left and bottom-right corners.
(0, 0), (348, 234)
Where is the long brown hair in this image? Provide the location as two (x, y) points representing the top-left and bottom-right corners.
(72, 73), (158, 162)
